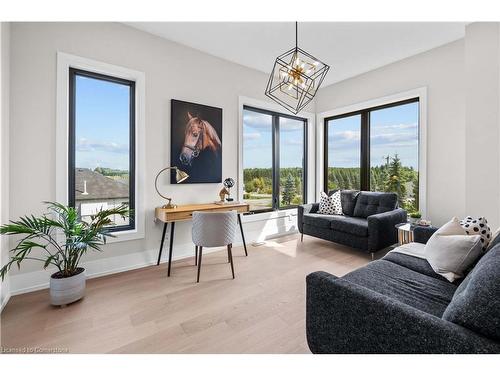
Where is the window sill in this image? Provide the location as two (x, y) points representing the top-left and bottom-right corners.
(105, 228), (144, 243)
(242, 208), (298, 223)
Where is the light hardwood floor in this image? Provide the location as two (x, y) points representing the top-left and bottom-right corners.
(1, 234), (383, 354)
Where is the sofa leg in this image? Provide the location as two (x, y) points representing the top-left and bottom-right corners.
(371, 252), (375, 261)
(301, 233), (304, 242)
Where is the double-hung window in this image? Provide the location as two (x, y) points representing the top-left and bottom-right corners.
(242, 106), (307, 213)
(324, 98), (419, 211)
(68, 68), (136, 232)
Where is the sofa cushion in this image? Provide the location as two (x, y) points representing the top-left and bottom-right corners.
(383, 251), (457, 284)
(353, 191), (398, 218)
(303, 213), (340, 229)
(442, 243), (500, 341)
(340, 190), (360, 216)
(329, 216), (369, 237)
(424, 217), (482, 282)
(486, 226), (500, 251)
(343, 259), (457, 317)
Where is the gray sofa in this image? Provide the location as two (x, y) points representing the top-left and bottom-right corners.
(306, 226), (500, 354)
(298, 190), (407, 257)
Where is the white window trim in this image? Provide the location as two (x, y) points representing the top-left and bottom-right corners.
(56, 52), (146, 242)
(237, 96), (316, 218)
(316, 87), (428, 218)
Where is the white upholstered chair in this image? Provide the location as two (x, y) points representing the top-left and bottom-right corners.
(192, 210), (237, 283)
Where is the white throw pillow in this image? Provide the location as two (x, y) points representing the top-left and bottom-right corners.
(459, 216), (491, 250)
(424, 217), (482, 282)
(318, 191), (342, 215)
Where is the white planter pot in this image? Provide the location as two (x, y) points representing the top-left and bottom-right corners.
(409, 217), (419, 224)
(50, 268), (86, 306)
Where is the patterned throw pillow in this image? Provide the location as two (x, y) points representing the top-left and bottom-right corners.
(460, 216), (491, 250)
(318, 191), (342, 215)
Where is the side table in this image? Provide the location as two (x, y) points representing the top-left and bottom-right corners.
(395, 223), (414, 245)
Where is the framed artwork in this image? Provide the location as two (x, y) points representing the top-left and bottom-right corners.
(170, 99), (223, 183)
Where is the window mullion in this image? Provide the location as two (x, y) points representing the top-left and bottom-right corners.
(272, 115), (280, 210)
(360, 111), (370, 191)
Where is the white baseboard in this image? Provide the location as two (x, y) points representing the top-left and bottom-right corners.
(1, 290), (10, 312)
(0, 277), (11, 312)
(8, 227), (298, 296)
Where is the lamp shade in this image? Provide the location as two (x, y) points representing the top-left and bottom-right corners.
(176, 169), (189, 183)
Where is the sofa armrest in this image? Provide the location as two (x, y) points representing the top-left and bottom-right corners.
(367, 208), (407, 251)
(306, 271), (500, 354)
(413, 225), (439, 244)
(297, 203), (319, 233)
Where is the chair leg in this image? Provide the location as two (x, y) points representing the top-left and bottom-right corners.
(228, 244), (235, 279)
(196, 246), (203, 283)
(301, 233), (303, 242)
(195, 246), (198, 266)
(371, 252), (375, 261)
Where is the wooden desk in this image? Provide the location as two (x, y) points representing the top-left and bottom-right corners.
(155, 202), (250, 276)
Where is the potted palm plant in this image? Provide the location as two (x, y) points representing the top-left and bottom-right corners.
(0, 201), (129, 306)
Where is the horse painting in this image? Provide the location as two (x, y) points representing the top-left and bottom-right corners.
(171, 100), (223, 183)
(180, 112), (221, 166)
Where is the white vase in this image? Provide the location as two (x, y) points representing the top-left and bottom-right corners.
(49, 268), (86, 306)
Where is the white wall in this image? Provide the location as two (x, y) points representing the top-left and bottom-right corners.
(7, 22), (313, 294)
(1, 22), (11, 310)
(464, 23), (500, 230)
(316, 39), (466, 227)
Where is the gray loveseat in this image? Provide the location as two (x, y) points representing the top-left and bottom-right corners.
(306, 226), (500, 354)
(298, 190), (407, 257)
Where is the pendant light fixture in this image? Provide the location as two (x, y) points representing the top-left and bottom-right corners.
(265, 22), (330, 114)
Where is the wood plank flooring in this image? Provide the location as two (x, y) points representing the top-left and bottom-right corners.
(1, 234), (383, 353)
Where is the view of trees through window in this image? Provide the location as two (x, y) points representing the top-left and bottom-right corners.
(326, 114), (361, 191)
(243, 107), (306, 212)
(69, 69), (135, 230)
(325, 100), (419, 211)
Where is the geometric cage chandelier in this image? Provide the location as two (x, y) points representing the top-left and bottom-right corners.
(265, 22), (330, 115)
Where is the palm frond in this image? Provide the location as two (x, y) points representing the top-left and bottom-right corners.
(1, 201), (131, 279)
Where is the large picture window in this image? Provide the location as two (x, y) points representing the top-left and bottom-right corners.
(324, 98), (419, 211)
(243, 106), (307, 212)
(68, 68), (136, 232)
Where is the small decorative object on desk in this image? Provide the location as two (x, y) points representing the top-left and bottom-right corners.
(216, 178), (235, 204)
(223, 178), (235, 201)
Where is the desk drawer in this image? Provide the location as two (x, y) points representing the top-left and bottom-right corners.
(166, 211), (194, 221)
(156, 204), (249, 222)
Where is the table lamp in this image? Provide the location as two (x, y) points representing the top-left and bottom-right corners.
(154, 166), (189, 209)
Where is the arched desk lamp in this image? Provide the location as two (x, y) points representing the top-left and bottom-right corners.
(154, 166), (189, 209)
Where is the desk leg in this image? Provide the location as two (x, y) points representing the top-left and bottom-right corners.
(237, 214), (248, 256)
(167, 222), (175, 277)
(157, 222), (168, 266)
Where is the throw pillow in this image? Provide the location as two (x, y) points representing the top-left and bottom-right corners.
(487, 226), (500, 251)
(460, 216), (491, 250)
(424, 217), (483, 282)
(318, 191), (342, 215)
(442, 243), (500, 341)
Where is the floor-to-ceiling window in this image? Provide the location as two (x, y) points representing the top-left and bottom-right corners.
(243, 106), (307, 213)
(324, 98), (419, 211)
(68, 68), (136, 231)
(325, 114), (362, 191)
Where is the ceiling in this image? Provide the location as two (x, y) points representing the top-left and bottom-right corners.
(127, 22), (466, 87)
